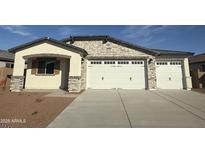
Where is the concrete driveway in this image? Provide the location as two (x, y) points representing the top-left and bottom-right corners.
(48, 89), (205, 128)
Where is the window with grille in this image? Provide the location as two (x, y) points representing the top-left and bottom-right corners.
(156, 61), (168, 65)
(118, 61), (129, 64)
(5, 63), (14, 68)
(170, 61), (181, 65)
(90, 61), (102, 64)
(104, 61), (115, 64)
(37, 58), (56, 74)
(131, 61), (143, 64)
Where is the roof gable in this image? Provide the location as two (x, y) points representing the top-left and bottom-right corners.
(8, 37), (88, 57)
(62, 35), (159, 56)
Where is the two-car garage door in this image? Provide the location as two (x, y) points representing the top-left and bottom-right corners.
(87, 60), (146, 89)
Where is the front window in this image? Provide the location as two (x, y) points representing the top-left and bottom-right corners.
(37, 58), (55, 75)
(5, 62), (14, 68)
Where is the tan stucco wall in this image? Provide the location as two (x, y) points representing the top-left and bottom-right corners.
(13, 42), (82, 77)
(25, 58), (69, 89)
(12, 42), (82, 90)
(183, 58), (192, 89)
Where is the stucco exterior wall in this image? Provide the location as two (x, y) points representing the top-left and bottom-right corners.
(13, 42), (82, 77)
(25, 58), (68, 89)
(183, 58), (192, 89)
(11, 42), (82, 91)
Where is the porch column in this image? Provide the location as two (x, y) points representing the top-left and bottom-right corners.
(10, 54), (25, 92)
(68, 56), (82, 92)
(147, 57), (157, 90)
(183, 58), (192, 90)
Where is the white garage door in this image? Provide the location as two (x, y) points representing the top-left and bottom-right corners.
(156, 61), (183, 89)
(87, 60), (146, 89)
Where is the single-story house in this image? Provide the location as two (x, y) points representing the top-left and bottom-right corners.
(189, 53), (205, 88)
(0, 49), (14, 68)
(0, 50), (14, 89)
(9, 35), (193, 92)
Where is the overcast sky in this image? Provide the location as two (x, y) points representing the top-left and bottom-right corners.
(0, 25), (205, 54)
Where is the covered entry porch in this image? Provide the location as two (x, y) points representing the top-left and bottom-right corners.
(24, 54), (70, 90)
(9, 37), (87, 92)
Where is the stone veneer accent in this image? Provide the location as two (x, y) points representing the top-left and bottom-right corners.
(67, 59), (87, 92)
(68, 76), (81, 92)
(67, 40), (157, 90)
(10, 76), (25, 92)
(69, 41), (149, 57)
(80, 58), (87, 90)
(147, 57), (157, 89)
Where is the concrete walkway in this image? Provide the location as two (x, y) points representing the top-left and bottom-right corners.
(48, 89), (205, 128)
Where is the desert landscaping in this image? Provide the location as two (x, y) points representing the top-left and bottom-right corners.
(0, 89), (76, 128)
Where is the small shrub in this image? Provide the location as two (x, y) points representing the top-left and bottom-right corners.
(31, 111), (38, 115)
(35, 98), (43, 103)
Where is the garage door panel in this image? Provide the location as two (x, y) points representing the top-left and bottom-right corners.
(156, 61), (183, 89)
(87, 60), (145, 89)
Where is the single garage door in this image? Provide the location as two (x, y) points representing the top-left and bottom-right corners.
(156, 61), (183, 89)
(87, 60), (146, 89)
